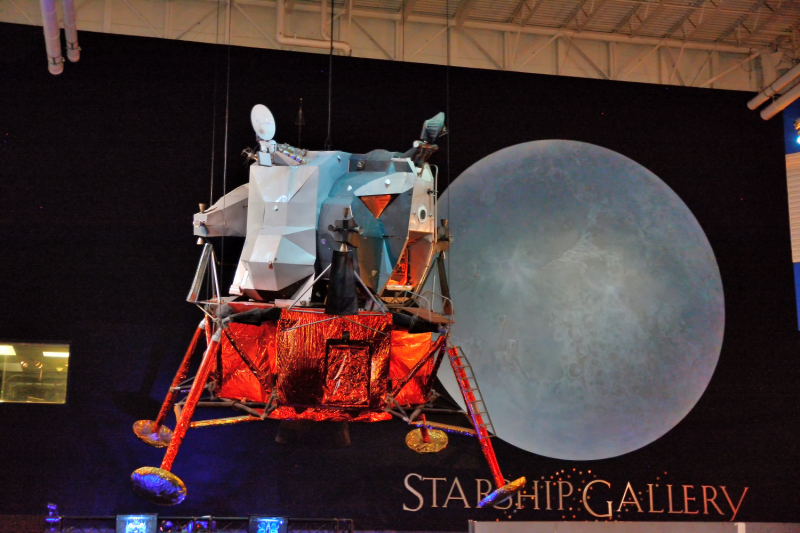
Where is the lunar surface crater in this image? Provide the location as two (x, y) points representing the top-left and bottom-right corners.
(439, 140), (724, 461)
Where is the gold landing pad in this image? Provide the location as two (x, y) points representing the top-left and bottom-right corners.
(405, 428), (448, 453)
(131, 467), (187, 506)
(133, 420), (173, 449)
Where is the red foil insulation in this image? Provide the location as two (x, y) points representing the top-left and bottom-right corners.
(211, 304), (436, 420)
(389, 331), (434, 406)
(276, 310), (392, 408)
(217, 321), (277, 403)
(267, 405), (391, 422)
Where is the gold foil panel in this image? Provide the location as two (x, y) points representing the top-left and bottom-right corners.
(131, 467), (187, 506)
(276, 310), (392, 408)
(323, 345), (371, 406)
(405, 428), (448, 453)
(267, 405), (391, 422)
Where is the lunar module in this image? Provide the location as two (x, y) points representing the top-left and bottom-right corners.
(130, 105), (525, 507)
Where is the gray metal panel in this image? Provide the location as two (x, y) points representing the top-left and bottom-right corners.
(193, 183), (249, 238)
(354, 172), (414, 196)
(230, 152), (349, 297)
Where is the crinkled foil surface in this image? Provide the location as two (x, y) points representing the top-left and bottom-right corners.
(218, 320), (277, 402)
(323, 345), (371, 406)
(389, 331), (434, 406)
(267, 405), (391, 422)
(277, 310), (392, 408)
(210, 305), (433, 420)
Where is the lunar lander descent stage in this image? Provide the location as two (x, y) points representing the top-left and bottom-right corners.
(130, 106), (525, 508)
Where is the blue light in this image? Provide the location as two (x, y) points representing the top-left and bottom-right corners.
(248, 517), (287, 533)
(116, 515), (157, 533)
(796, 135), (800, 145)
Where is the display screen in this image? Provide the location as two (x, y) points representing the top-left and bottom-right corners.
(115, 515), (156, 533)
(248, 516), (288, 533)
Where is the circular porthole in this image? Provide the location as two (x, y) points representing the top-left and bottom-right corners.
(417, 205), (428, 223)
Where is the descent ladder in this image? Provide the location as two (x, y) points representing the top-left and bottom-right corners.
(448, 346), (525, 507)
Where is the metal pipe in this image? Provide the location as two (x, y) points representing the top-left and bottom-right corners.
(748, 61), (800, 110)
(190, 415), (262, 428)
(223, 330), (272, 390)
(760, 80), (800, 120)
(154, 320), (205, 428)
(38, 0), (63, 75)
(160, 328), (222, 472)
(60, 0), (80, 62)
(231, 401), (264, 417)
(230, 0), (758, 54)
(276, 0), (351, 55)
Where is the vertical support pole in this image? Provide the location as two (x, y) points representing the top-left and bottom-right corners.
(103, 0), (112, 32)
(225, 0), (233, 45)
(395, 18), (404, 61)
(436, 252), (453, 315)
(554, 36), (560, 75)
(502, 30), (509, 70)
(450, 25), (458, 67)
(608, 41), (616, 80)
(161, 327), (222, 472)
(710, 50), (719, 88)
(419, 414), (431, 443)
(154, 320), (205, 428)
(164, 0), (172, 39)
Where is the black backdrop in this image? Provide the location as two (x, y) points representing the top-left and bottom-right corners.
(1, 21), (798, 530)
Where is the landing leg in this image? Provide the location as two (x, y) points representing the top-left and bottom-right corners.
(447, 346), (526, 507)
(133, 319), (206, 448)
(406, 414), (448, 453)
(131, 327), (222, 505)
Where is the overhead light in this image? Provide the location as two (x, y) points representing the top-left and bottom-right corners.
(794, 118), (800, 144)
(43, 352), (69, 358)
(0, 345), (16, 356)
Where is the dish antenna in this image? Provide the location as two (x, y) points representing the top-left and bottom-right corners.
(251, 104), (276, 141)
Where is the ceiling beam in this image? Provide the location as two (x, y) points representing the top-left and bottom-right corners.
(682, 0), (736, 41)
(715, 0), (768, 42)
(631, 0), (667, 36)
(518, 0), (545, 26)
(663, 0), (708, 39)
(746, 0), (800, 42)
(568, 36), (610, 78)
(576, 0), (610, 31)
(561, 0), (593, 29)
(462, 28), (503, 68)
(454, 0), (481, 30)
(613, 3), (644, 33)
(507, 0), (530, 23)
(402, 0), (419, 23)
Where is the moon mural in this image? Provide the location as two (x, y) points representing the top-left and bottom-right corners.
(438, 140), (725, 461)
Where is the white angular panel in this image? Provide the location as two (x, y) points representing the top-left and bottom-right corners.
(354, 172), (414, 196)
(282, 228), (317, 256)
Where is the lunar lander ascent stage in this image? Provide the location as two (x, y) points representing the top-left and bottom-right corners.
(130, 106), (525, 508)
